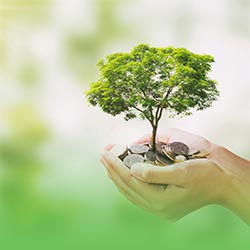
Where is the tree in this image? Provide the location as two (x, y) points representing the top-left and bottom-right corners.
(86, 44), (219, 152)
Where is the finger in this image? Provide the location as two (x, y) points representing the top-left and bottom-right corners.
(107, 172), (113, 180)
(100, 156), (149, 210)
(130, 162), (190, 187)
(104, 144), (115, 151)
(101, 151), (151, 197)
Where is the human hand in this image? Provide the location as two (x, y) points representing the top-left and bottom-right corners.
(101, 128), (250, 224)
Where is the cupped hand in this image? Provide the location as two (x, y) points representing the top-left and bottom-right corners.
(100, 129), (230, 221)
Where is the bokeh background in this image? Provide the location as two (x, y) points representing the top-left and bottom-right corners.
(0, 0), (249, 249)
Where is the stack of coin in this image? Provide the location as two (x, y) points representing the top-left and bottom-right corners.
(110, 142), (209, 169)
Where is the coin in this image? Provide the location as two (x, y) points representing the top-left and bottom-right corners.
(114, 140), (208, 169)
(155, 141), (166, 153)
(145, 150), (157, 162)
(189, 151), (209, 159)
(156, 152), (173, 165)
(123, 154), (145, 169)
(162, 146), (176, 161)
(155, 160), (166, 166)
(168, 142), (189, 156)
(110, 144), (128, 159)
(129, 144), (149, 155)
(149, 141), (165, 151)
(175, 155), (187, 163)
(188, 148), (199, 155)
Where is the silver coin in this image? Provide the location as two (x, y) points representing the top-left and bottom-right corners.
(123, 154), (145, 169)
(129, 144), (149, 155)
(168, 142), (189, 156)
(110, 144), (128, 159)
(145, 150), (157, 162)
(175, 155), (187, 163)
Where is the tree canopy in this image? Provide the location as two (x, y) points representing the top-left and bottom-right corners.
(86, 44), (219, 128)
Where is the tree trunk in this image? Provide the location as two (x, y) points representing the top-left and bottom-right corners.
(151, 124), (158, 152)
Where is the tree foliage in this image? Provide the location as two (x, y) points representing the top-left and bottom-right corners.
(86, 44), (219, 150)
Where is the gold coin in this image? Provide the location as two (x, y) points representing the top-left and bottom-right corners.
(162, 147), (175, 161)
(154, 160), (166, 167)
(188, 151), (209, 159)
(156, 152), (173, 165)
(191, 151), (210, 158)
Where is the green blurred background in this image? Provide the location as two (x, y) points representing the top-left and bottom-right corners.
(0, 0), (249, 249)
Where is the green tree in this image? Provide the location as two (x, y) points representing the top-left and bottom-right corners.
(86, 44), (219, 151)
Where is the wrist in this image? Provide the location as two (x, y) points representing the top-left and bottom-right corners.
(212, 145), (250, 224)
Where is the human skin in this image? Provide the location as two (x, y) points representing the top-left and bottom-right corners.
(100, 128), (250, 225)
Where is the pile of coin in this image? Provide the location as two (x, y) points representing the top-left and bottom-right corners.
(110, 141), (209, 169)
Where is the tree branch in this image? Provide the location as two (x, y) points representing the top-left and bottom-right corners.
(163, 86), (174, 101)
(131, 105), (154, 126)
(155, 106), (160, 125)
(131, 105), (144, 113)
(154, 86), (173, 122)
(156, 107), (164, 122)
(149, 105), (154, 123)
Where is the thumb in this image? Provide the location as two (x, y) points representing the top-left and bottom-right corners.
(130, 162), (189, 187)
